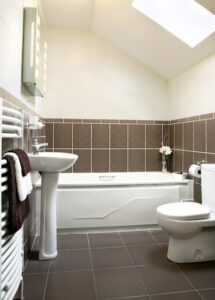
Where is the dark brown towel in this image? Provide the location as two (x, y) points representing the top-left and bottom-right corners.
(5, 155), (30, 234)
(9, 149), (31, 176)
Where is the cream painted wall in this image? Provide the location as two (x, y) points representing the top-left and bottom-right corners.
(38, 28), (169, 119)
(0, 0), (44, 107)
(169, 53), (215, 119)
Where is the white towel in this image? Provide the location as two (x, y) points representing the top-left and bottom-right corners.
(4, 152), (33, 201)
(30, 171), (41, 187)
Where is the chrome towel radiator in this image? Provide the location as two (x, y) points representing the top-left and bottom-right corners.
(0, 98), (24, 300)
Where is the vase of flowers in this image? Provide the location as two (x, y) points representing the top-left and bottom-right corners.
(159, 145), (172, 172)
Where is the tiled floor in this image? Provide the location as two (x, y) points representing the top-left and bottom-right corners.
(21, 230), (215, 300)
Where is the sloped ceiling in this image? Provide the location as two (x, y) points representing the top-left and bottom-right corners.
(41, 0), (215, 79)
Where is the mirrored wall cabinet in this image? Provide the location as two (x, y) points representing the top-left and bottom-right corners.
(22, 7), (47, 97)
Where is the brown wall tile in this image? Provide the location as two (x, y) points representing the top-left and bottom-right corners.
(73, 124), (91, 148)
(200, 113), (213, 120)
(92, 150), (109, 172)
(194, 183), (202, 204)
(183, 151), (193, 173)
(64, 119), (82, 123)
(92, 124), (109, 149)
(102, 119), (119, 124)
(174, 124), (182, 149)
(111, 125), (127, 148)
(120, 120), (136, 124)
(174, 150), (182, 172)
(207, 153), (215, 163)
(207, 119), (215, 153)
(183, 122), (193, 151)
(194, 121), (206, 152)
(73, 150), (91, 172)
(146, 150), (161, 171)
(54, 123), (72, 148)
(45, 123), (54, 148)
(110, 150), (127, 172)
(128, 150), (145, 172)
(83, 119), (101, 123)
(163, 125), (169, 145)
(146, 125), (162, 148)
(169, 125), (174, 149)
(188, 115), (199, 121)
(128, 125), (145, 148)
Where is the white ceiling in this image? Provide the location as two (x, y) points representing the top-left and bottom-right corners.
(41, 0), (215, 79)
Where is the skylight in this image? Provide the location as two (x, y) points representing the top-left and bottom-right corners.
(132, 0), (215, 48)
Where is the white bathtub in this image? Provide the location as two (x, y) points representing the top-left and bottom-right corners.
(51, 172), (193, 230)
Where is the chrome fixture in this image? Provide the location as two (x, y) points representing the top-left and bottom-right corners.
(32, 136), (48, 154)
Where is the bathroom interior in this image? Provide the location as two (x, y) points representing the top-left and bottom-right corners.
(1, 0), (215, 299)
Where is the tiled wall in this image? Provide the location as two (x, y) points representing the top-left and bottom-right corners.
(1, 88), (44, 263)
(170, 113), (215, 204)
(44, 119), (169, 173)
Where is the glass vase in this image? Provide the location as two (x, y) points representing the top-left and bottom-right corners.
(162, 153), (167, 172)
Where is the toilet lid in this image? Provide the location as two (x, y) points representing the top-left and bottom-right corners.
(157, 202), (210, 220)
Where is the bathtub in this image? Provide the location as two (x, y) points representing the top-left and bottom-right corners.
(50, 172), (193, 230)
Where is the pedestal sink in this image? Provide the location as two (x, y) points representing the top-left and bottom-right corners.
(28, 152), (78, 260)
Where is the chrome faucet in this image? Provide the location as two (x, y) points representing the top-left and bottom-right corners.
(32, 136), (48, 154)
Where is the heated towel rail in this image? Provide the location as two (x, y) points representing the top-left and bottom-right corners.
(0, 98), (24, 300)
(1, 99), (23, 139)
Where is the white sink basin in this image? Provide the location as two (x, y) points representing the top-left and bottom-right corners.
(28, 152), (78, 173)
(28, 151), (78, 260)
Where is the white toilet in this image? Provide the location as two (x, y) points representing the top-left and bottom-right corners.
(157, 164), (215, 263)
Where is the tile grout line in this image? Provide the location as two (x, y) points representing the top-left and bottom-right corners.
(173, 265), (204, 300)
(145, 125), (146, 172)
(42, 261), (51, 300)
(182, 123), (184, 171)
(72, 123), (73, 172)
(53, 123), (55, 152)
(91, 124), (92, 173)
(87, 233), (99, 300)
(147, 231), (204, 300)
(127, 125), (129, 172)
(109, 124), (111, 172)
(117, 232), (152, 300)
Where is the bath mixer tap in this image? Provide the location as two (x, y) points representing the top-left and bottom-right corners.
(32, 136), (48, 154)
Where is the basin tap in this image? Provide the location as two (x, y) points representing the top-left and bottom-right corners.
(32, 136), (48, 154)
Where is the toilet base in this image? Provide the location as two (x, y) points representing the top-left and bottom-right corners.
(167, 228), (215, 263)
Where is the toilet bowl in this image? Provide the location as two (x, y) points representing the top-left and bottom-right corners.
(157, 164), (215, 263)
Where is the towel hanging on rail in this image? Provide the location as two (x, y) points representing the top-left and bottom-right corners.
(4, 155), (30, 234)
(3, 152), (32, 201)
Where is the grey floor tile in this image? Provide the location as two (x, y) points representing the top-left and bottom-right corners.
(137, 264), (193, 294)
(178, 262), (215, 289)
(199, 288), (215, 300)
(89, 232), (123, 248)
(151, 291), (202, 300)
(91, 247), (133, 269)
(57, 234), (88, 250)
(24, 251), (50, 274)
(150, 230), (169, 244)
(50, 249), (91, 272)
(23, 274), (47, 300)
(120, 231), (155, 246)
(45, 270), (96, 300)
(94, 267), (147, 299)
(127, 244), (170, 266)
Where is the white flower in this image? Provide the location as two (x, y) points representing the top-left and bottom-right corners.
(159, 146), (172, 155)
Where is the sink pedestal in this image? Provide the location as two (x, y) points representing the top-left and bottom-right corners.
(39, 172), (59, 260)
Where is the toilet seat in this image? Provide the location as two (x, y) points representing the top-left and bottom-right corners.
(157, 202), (210, 221)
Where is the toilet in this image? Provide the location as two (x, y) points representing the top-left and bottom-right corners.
(157, 164), (215, 263)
